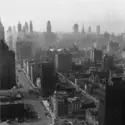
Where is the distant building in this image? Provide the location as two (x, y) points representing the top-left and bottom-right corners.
(45, 21), (57, 46)
(0, 19), (5, 40)
(81, 25), (84, 34)
(8, 26), (12, 32)
(13, 26), (16, 33)
(73, 24), (79, 33)
(17, 22), (22, 32)
(103, 80), (125, 125)
(47, 20), (51, 33)
(29, 20), (33, 32)
(24, 22), (29, 33)
(88, 26), (91, 33)
(96, 25), (100, 35)
(6, 26), (13, 50)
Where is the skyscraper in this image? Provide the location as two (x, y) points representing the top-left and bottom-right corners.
(17, 22), (22, 32)
(29, 20), (33, 32)
(0, 19), (5, 41)
(47, 20), (51, 33)
(81, 25), (84, 34)
(104, 80), (125, 125)
(7, 26), (13, 50)
(13, 26), (16, 33)
(8, 26), (12, 32)
(96, 25), (100, 35)
(73, 24), (79, 33)
(25, 22), (29, 33)
(88, 26), (91, 33)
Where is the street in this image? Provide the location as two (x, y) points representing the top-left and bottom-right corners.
(16, 65), (52, 125)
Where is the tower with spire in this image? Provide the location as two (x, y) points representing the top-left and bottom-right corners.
(29, 20), (33, 32)
(46, 20), (51, 33)
(0, 19), (5, 41)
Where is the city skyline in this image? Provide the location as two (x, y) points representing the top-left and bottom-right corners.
(0, 0), (125, 34)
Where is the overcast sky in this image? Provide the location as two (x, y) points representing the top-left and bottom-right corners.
(0, 0), (125, 34)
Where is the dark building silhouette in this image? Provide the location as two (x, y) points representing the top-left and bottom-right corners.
(16, 41), (33, 61)
(73, 24), (79, 33)
(104, 80), (125, 125)
(41, 61), (56, 97)
(1, 103), (24, 121)
(17, 22), (22, 32)
(47, 20), (51, 33)
(29, 20), (33, 32)
(7, 26), (13, 50)
(0, 39), (16, 89)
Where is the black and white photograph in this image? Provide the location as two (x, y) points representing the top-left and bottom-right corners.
(0, 0), (125, 125)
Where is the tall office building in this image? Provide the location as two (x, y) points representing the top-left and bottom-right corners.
(13, 26), (16, 33)
(98, 79), (125, 125)
(0, 19), (5, 40)
(73, 24), (79, 33)
(7, 26), (13, 50)
(24, 22), (29, 33)
(29, 20), (33, 32)
(96, 25), (100, 35)
(17, 22), (22, 32)
(88, 26), (91, 33)
(51, 93), (68, 117)
(82, 25), (84, 34)
(47, 20), (51, 33)
(8, 26), (12, 32)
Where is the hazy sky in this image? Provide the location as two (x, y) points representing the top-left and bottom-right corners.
(1, 0), (125, 34)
